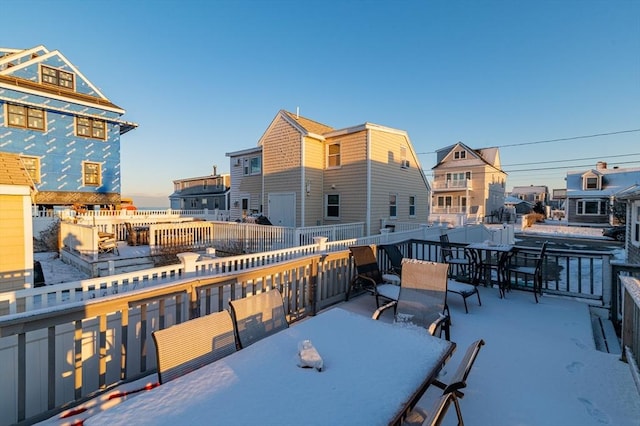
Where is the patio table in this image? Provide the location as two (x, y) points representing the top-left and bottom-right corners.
(466, 242), (514, 297)
(85, 308), (455, 426)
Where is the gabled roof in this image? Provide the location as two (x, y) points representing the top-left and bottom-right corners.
(432, 142), (505, 173)
(0, 45), (138, 134)
(0, 152), (36, 190)
(566, 166), (640, 197)
(0, 45), (108, 100)
(281, 110), (334, 136)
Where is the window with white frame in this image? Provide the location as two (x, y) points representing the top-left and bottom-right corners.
(576, 199), (608, 215)
(409, 196), (416, 217)
(326, 194), (340, 218)
(83, 162), (101, 186)
(21, 156), (41, 183)
(437, 196), (452, 209)
(583, 175), (600, 190)
(327, 143), (341, 168)
(243, 156), (261, 175)
(389, 194), (397, 218)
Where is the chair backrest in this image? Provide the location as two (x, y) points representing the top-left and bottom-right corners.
(152, 310), (237, 384)
(439, 234), (455, 262)
(441, 339), (485, 394)
(396, 259), (449, 330)
(422, 392), (459, 426)
(535, 241), (548, 273)
(349, 245), (384, 284)
(229, 289), (288, 349)
(379, 244), (404, 274)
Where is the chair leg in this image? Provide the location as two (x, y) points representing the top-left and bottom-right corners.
(462, 297), (469, 314)
(452, 394), (464, 426)
(475, 288), (481, 307)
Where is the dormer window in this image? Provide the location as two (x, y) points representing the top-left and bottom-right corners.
(41, 65), (74, 90)
(454, 150), (466, 160)
(582, 173), (601, 190)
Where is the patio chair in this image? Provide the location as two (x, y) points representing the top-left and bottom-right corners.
(432, 339), (485, 398)
(346, 245), (401, 308)
(404, 339), (484, 425)
(506, 241), (548, 303)
(98, 235), (119, 255)
(124, 222), (139, 246)
(152, 310), (237, 384)
(439, 234), (475, 283)
(229, 289), (288, 349)
(373, 259), (451, 340)
(380, 243), (479, 314)
(402, 392), (463, 426)
(379, 244), (404, 275)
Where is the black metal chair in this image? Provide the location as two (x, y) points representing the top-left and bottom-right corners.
(506, 242), (548, 303)
(439, 234), (475, 283)
(347, 245), (400, 308)
(379, 244), (404, 275)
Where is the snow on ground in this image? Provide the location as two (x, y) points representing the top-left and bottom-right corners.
(34, 251), (90, 284)
(515, 219), (611, 239)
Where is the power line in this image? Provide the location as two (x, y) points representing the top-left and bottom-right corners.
(416, 128), (640, 155)
(506, 153), (640, 167)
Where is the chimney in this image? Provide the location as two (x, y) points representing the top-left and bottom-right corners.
(213, 165), (217, 175)
(596, 161), (607, 170)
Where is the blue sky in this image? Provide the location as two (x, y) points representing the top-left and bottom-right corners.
(3, 0), (639, 207)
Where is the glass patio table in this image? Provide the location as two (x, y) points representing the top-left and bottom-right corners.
(85, 308), (455, 426)
(466, 242), (514, 297)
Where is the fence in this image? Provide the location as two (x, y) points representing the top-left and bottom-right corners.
(0, 230), (636, 424)
(619, 276), (640, 393)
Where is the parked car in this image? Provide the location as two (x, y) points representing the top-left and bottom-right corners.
(602, 225), (626, 241)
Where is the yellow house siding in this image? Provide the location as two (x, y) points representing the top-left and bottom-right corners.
(324, 131), (369, 225)
(262, 117), (303, 222)
(368, 130), (429, 233)
(0, 194), (28, 292)
(303, 137), (325, 226)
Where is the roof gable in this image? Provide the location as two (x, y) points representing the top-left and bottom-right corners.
(433, 142), (504, 172)
(0, 46), (108, 100)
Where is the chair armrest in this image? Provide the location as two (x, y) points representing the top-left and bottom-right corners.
(372, 300), (397, 320)
(427, 313), (448, 336)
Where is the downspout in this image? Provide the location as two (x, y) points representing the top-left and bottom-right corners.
(366, 129), (372, 236)
(301, 135), (305, 227)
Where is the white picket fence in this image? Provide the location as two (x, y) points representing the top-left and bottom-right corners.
(3, 222), (513, 315)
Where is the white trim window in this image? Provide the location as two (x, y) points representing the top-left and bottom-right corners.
(389, 194), (397, 218)
(409, 196), (416, 217)
(243, 156), (261, 176)
(582, 174), (601, 190)
(327, 143), (341, 168)
(326, 194), (340, 219)
(576, 199), (607, 215)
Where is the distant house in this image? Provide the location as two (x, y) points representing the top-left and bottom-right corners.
(504, 195), (534, 215)
(226, 110), (430, 234)
(431, 142), (507, 220)
(0, 152), (36, 292)
(509, 185), (549, 205)
(565, 161), (640, 226)
(0, 45), (137, 210)
(169, 166), (230, 211)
